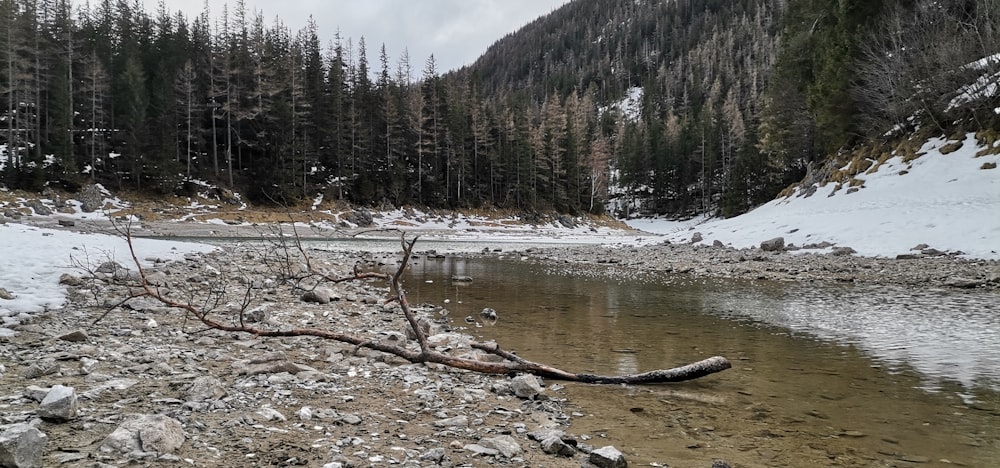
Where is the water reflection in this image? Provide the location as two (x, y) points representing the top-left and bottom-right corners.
(702, 282), (1000, 394)
(400, 255), (1000, 466)
(404, 255), (1000, 395)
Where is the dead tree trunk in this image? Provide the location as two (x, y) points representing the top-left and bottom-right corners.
(116, 229), (731, 384)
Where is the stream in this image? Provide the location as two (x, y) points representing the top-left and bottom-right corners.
(396, 253), (1000, 467)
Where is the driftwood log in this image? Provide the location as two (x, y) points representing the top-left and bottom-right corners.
(116, 229), (731, 384)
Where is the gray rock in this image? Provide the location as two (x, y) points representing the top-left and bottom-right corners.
(0, 288), (14, 300)
(589, 446), (627, 468)
(256, 407), (286, 422)
(22, 361), (58, 379)
(712, 460), (733, 468)
(186, 376), (226, 402)
(23, 386), (49, 402)
(58, 274), (83, 286)
(540, 436), (576, 457)
(342, 210), (373, 227)
(404, 318), (431, 340)
(25, 200), (52, 216)
(96, 261), (124, 274)
(691, 232), (704, 243)
(0, 423), (48, 468)
(78, 185), (105, 213)
(243, 308), (267, 323)
(433, 415), (469, 427)
(57, 330), (88, 342)
(37, 385), (78, 422)
(830, 246), (857, 256)
(301, 289), (331, 304)
(101, 414), (184, 454)
(244, 360), (308, 375)
(463, 443), (499, 457)
(381, 331), (407, 346)
(480, 435), (521, 458)
(510, 374), (543, 399)
(340, 413), (363, 425)
(945, 277), (982, 289)
(57, 219), (75, 227)
(418, 447), (445, 463)
(144, 272), (169, 287)
(760, 237), (785, 252)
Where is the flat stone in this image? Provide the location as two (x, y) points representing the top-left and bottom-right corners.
(480, 435), (522, 458)
(463, 444), (499, 457)
(433, 415), (468, 427)
(57, 330), (89, 342)
(419, 447), (445, 462)
(101, 414), (184, 454)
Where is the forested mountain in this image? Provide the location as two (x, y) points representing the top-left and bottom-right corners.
(1, 0), (997, 217)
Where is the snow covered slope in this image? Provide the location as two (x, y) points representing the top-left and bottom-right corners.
(631, 133), (1000, 259)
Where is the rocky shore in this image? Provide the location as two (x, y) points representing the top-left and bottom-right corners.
(0, 242), (652, 468)
(507, 239), (1000, 291)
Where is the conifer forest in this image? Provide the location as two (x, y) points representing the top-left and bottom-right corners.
(1, 0), (997, 217)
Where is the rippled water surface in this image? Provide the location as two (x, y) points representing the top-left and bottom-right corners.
(396, 253), (1000, 467)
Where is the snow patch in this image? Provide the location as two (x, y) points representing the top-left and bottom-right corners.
(632, 133), (1000, 259)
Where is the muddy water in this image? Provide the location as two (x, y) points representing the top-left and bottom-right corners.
(400, 255), (1000, 468)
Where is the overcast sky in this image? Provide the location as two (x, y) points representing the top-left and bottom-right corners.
(151, 0), (572, 73)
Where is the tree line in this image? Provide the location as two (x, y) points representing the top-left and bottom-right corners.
(467, 0), (999, 218)
(0, 0), (613, 212)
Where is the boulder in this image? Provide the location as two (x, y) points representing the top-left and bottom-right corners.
(25, 200), (52, 216)
(101, 414), (184, 454)
(37, 385), (78, 422)
(540, 435), (576, 457)
(760, 237), (785, 252)
(0, 423), (48, 468)
(77, 185), (105, 213)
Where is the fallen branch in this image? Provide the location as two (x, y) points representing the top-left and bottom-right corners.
(114, 226), (730, 384)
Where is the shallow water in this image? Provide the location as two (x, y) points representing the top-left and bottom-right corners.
(399, 254), (1000, 467)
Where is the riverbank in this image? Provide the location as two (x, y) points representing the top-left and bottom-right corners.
(3, 218), (999, 467)
(0, 242), (610, 467)
(507, 241), (1000, 291)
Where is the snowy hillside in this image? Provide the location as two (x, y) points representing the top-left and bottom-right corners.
(629, 133), (1000, 260)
